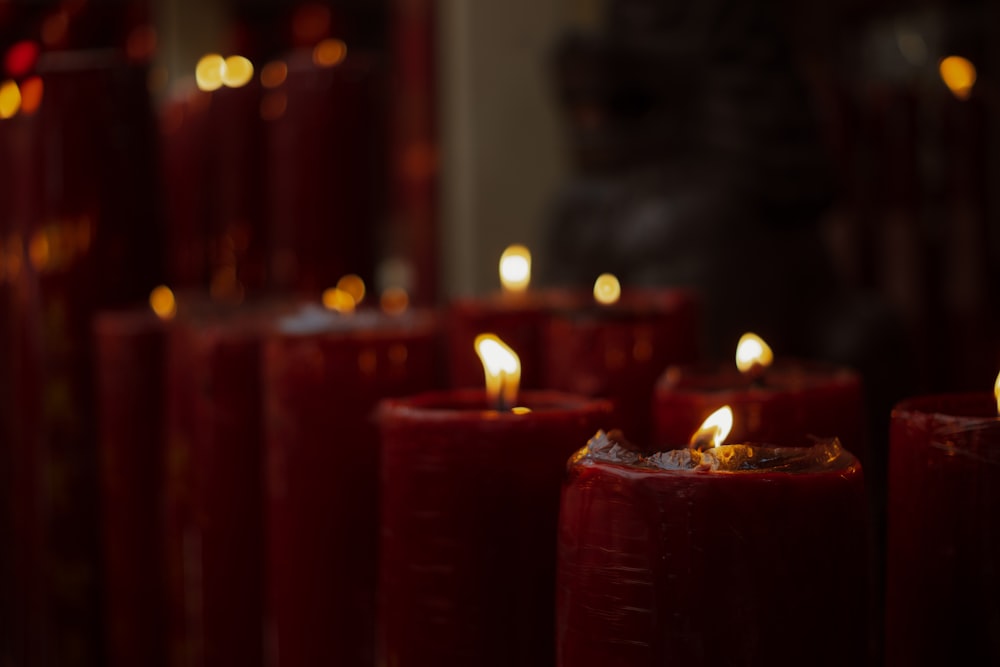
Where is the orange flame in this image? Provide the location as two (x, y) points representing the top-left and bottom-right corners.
(149, 285), (177, 321)
(689, 406), (734, 450)
(475, 333), (521, 410)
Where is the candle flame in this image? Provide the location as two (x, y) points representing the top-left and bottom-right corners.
(689, 406), (733, 450)
(994, 370), (1000, 415)
(475, 333), (521, 410)
(336, 274), (366, 306)
(221, 55), (254, 88)
(380, 287), (409, 315)
(195, 54), (225, 92)
(149, 285), (177, 321)
(593, 273), (621, 306)
(499, 244), (531, 293)
(735, 332), (773, 375)
(939, 56), (976, 101)
(322, 287), (356, 314)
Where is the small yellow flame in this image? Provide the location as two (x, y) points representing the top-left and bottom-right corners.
(475, 333), (521, 410)
(380, 287), (409, 315)
(149, 285), (177, 320)
(940, 56), (976, 101)
(313, 39), (348, 68)
(322, 287), (356, 314)
(195, 54), (225, 92)
(0, 80), (21, 119)
(735, 332), (774, 374)
(689, 406), (734, 450)
(499, 244), (531, 293)
(593, 273), (621, 305)
(336, 274), (366, 305)
(222, 56), (254, 88)
(994, 370), (1000, 414)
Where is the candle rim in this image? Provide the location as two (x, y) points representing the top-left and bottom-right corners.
(657, 358), (860, 394)
(892, 392), (1000, 421)
(378, 388), (612, 422)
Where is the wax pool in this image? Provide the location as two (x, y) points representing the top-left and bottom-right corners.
(378, 390), (612, 667)
(557, 432), (869, 667)
(886, 393), (1000, 665)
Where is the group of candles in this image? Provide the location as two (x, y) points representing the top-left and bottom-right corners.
(93, 245), (999, 666)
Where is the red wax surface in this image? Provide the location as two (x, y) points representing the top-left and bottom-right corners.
(543, 288), (701, 444)
(94, 309), (169, 667)
(557, 447), (869, 666)
(886, 393), (1000, 665)
(165, 303), (292, 667)
(263, 309), (444, 667)
(448, 289), (586, 390)
(378, 390), (613, 667)
(653, 359), (867, 465)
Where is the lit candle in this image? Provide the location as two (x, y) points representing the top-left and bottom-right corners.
(557, 413), (869, 666)
(885, 372), (1000, 665)
(543, 274), (702, 444)
(378, 334), (611, 666)
(653, 332), (867, 466)
(262, 298), (443, 667)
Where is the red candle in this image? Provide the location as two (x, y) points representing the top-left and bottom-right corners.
(164, 300), (294, 667)
(378, 337), (612, 667)
(653, 333), (867, 465)
(263, 305), (443, 667)
(557, 430), (869, 666)
(543, 277), (701, 444)
(93, 304), (170, 667)
(448, 246), (584, 390)
(886, 391), (1000, 665)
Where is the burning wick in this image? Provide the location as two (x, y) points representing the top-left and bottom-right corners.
(474, 333), (521, 412)
(994, 370), (999, 415)
(735, 332), (773, 384)
(689, 406), (734, 451)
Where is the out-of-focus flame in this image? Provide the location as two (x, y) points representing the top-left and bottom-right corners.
(19, 76), (43, 115)
(380, 287), (409, 315)
(689, 406), (734, 450)
(222, 56), (254, 88)
(499, 244), (531, 293)
(735, 332), (773, 375)
(149, 285), (177, 320)
(994, 370), (999, 414)
(593, 273), (621, 305)
(322, 287), (356, 314)
(313, 39), (347, 68)
(4, 41), (39, 78)
(195, 54), (225, 92)
(260, 61), (287, 88)
(475, 333), (521, 410)
(337, 274), (365, 306)
(939, 56), (976, 101)
(0, 80), (21, 119)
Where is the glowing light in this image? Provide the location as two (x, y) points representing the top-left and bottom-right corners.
(380, 287), (409, 315)
(222, 56), (254, 88)
(149, 285), (177, 320)
(322, 287), (356, 314)
(939, 56), (976, 101)
(593, 273), (621, 305)
(41, 11), (69, 47)
(260, 61), (287, 88)
(5, 41), (39, 77)
(126, 25), (158, 61)
(260, 92), (287, 121)
(336, 274), (366, 305)
(994, 370), (1000, 414)
(499, 244), (530, 293)
(28, 231), (50, 270)
(313, 39), (348, 68)
(18, 77), (42, 115)
(735, 332), (774, 375)
(195, 54), (225, 92)
(689, 406), (734, 450)
(0, 80), (21, 119)
(475, 333), (521, 410)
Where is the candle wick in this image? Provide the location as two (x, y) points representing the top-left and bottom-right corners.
(497, 374), (511, 412)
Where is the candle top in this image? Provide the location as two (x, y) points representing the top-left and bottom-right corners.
(379, 388), (613, 423)
(893, 392), (1000, 421)
(658, 358), (859, 394)
(273, 303), (435, 337)
(575, 430), (858, 474)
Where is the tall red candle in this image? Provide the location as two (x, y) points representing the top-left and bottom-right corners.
(93, 307), (169, 667)
(378, 389), (612, 667)
(886, 393), (1000, 665)
(263, 306), (443, 667)
(653, 358), (866, 466)
(544, 285), (701, 444)
(558, 431), (869, 666)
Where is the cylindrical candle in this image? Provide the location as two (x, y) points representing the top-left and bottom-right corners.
(653, 360), (867, 465)
(378, 390), (612, 667)
(886, 393), (1000, 665)
(544, 288), (701, 444)
(558, 432), (869, 666)
(93, 308), (169, 667)
(263, 306), (443, 667)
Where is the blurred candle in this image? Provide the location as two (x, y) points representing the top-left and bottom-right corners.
(886, 380), (1000, 665)
(378, 335), (612, 666)
(558, 426), (869, 666)
(263, 303), (443, 667)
